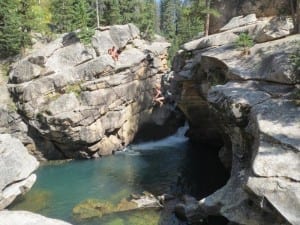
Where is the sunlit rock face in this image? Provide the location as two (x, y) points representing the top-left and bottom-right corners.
(0, 134), (39, 210)
(168, 13), (300, 225)
(0, 210), (72, 225)
(8, 24), (172, 160)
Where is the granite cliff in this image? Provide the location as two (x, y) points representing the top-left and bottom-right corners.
(169, 14), (300, 225)
(7, 24), (173, 160)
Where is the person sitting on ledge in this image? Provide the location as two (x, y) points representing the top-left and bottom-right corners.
(108, 46), (119, 61)
(153, 84), (165, 107)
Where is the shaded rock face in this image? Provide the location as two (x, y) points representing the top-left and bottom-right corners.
(0, 134), (39, 209)
(0, 62), (35, 154)
(210, 0), (289, 34)
(0, 210), (72, 225)
(170, 14), (299, 225)
(8, 24), (171, 159)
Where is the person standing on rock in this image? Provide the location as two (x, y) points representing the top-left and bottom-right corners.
(108, 46), (119, 61)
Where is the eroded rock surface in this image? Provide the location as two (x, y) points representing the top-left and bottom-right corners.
(169, 14), (300, 225)
(0, 210), (72, 225)
(8, 24), (172, 159)
(0, 134), (39, 209)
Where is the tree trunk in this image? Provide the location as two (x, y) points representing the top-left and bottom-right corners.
(204, 0), (211, 36)
(96, 0), (100, 28)
(297, 0), (300, 33)
(290, 0), (296, 26)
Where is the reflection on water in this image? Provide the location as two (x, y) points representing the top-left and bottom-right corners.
(11, 124), (228, 225)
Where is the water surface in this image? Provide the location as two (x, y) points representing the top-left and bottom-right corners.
(11, 125), (228, 225)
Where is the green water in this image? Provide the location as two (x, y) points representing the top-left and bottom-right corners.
(11, 128), (228, 225)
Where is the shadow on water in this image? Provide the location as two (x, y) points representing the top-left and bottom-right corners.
(10, 123), (230, 225)
(178, 142), (230, 199)
(124, 123), (230, 225)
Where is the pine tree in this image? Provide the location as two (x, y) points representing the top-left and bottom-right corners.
(95, 0), (100, 27)
(160, 0), (183, 60)
(19, 0), (36, 54)
(72, 0), (94, 44)
(102, 0), (121, 25)
(51, 0), (74, 33)
(119, 0), (139, 24)
(160, 0), (177, 39)
(30, 1), (52, 33)
(0, 0), (22, 57)
(139, 0), (157, 39)
(72, 0), (91, 29)
(290, 0), (300, 33)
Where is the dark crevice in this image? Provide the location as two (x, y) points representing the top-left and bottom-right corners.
(177, 142), (230, 200)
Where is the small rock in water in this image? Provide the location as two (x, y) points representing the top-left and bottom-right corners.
(158, 193), (175, 204)
(131, 195), (162, 208)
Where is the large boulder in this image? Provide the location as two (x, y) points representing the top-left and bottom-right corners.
(0, 210), (72, 225)
(181, 31), (238, 51)
(220, 14), (257, 32)
(92, 23), (140, 56)
(201, 35), (299, 84)
(205, 82), (300, 225)
(0, 134), (39, 209)
(8, 24), (172, 159)
(255, 16), (294, 43)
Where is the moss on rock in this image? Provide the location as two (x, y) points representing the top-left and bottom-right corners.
(72, 199), (114, 219)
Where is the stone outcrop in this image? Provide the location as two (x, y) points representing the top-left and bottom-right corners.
(0, 210), (72, 225)
(210, 0), (290, 34)
(169, 14), (300, 225)
(8, 24), (172, 159)
(0, 134), (39, 210)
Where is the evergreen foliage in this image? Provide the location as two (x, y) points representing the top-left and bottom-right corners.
(98, 0), (157, 39)
(0, 0), (36, 57)
(119, 0), (139, 24)
(160, 0), (178, 39)
(73, 0), (91, 29)
(30, 3), (52, 33)
(0, 0), (214, 59)
(103, 0), (121, 25)
(19, 0), (36, 54)
(235, 33), (254, 55)
(139, 0), (157, 39)
(77, 27), (95, 45)
(50, 0), (74, 33)
(159, 0), (217, 61)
